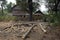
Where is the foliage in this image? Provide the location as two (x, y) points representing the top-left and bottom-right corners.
(32, 2), (39, 12)
(45, 0), (60, 26)
(6, 2), (13, 12)
(16, 0), (40, 12)
(0, 10), (17, 22)
(0, 0), (7, 14)
(16, 0), (40, 21)
(0, 0), (17, 21)
(0, 15), (17, 22)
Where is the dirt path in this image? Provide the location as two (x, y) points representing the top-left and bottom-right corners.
(25, 25), (44, 40)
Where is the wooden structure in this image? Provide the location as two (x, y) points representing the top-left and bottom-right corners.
(12, 5), (44, 21)
(33, 10), (44, 21)
(12, 5), (29, 21)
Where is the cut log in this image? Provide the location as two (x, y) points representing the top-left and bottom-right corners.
(22, 25), (35, 39)
(39, 23), (47, 33)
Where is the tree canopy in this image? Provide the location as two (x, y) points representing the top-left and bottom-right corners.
(46, 0), (60, 25)
(16, 0), (40, 21)
(16, 0), (40, 12)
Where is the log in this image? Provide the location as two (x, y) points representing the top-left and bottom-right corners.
(39, 23), (47, 33)
(22, 25), (35, 39)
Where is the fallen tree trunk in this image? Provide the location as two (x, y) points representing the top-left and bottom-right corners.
(22, 24), (35, 39)
(39, 23), (47, 33)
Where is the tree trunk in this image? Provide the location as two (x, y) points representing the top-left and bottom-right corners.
(54, 0), (60, 14)
(28, 0), (33, 21)
(1, 3), (4, 15)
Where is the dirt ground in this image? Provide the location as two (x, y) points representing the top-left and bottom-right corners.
(0, 21), (60, 40)
(25, 25), (60, 40)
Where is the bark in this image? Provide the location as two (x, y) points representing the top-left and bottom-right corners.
(28, 0), (33, 21)
(1, 4), (4, 15)
(54, 0), (60, 13)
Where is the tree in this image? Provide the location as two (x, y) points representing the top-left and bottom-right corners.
(0, 0), (7, 15)
(47, 0), (60, 12)
(46, 0), (60, 24)
(28, 0), (33, 21)
(6, 2), (13, 12)
(16, 0), (40, 21)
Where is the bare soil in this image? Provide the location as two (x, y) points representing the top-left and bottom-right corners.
(0, 21), (60, 40)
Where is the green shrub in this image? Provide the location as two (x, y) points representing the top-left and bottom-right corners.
(0, 15), (17, 22)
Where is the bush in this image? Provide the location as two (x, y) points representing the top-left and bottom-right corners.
(0, 15), (17, 22)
